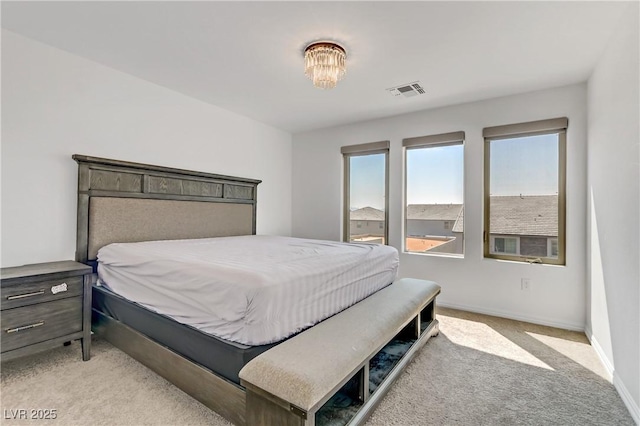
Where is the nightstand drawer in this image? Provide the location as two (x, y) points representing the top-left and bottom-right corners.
(1, 276), (83, 310)
(1, 297), (82, 352)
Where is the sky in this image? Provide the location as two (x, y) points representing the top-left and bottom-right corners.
(406, 144), (464, 205)
(350, 154), (386, 210)
(349, 133), (559, 210)
(489, 133), (559, 196)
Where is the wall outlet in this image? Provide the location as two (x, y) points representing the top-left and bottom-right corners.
(521, 278), (531, 291)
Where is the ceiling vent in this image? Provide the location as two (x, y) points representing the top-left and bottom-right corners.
(387, 81), (426, 98)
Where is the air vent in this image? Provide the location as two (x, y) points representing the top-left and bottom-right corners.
(387, 81), (426, 98)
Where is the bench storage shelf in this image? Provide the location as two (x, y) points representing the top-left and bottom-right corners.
(240, 278), (441, 426)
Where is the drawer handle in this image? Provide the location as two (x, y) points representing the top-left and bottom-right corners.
(5, 321), (45, 333)
(6, 290), (45, 300)
(51, 283), (68, 294)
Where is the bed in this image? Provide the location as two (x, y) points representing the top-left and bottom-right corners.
(94, 234), (398, 384)
(97, 235), (399, 345)
(74, 154), (439, 426)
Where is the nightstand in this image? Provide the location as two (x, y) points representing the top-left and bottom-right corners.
(1, 261), (92, 361)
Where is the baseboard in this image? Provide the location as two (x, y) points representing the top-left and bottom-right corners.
(585, 327), (614, 380)
(436, 301), (585, 332)
(613, 373), (640, 425)
(585, 329), (640, 425)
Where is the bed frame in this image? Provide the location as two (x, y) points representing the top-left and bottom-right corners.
(74, 154), (440, 426)
(74, 154), (261, 425)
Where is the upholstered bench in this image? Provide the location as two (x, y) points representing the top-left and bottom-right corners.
(239, 278), (441, 426)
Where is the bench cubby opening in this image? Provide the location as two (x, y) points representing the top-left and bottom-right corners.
(420, 299), (436, 334)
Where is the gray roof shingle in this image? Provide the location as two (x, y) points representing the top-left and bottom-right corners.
(450, 195), (557, 236)
(489, 195), (557, 236)
(350, 206), (385, 221)
(452, 207), (464, 233)
(406, 204), (462, 221)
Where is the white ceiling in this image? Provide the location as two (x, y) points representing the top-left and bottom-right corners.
(1, 1), (630, 133)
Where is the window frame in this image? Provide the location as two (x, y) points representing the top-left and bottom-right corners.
(341, 141), (390, 244)
(483, 117), (567, 265)
(402, 131), (465, 256)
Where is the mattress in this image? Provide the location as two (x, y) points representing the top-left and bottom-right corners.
(97, 235), (399, 345)
(92, 285), (276, 385)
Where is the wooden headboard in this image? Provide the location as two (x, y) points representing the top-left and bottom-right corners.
(74, 155), (261, 267)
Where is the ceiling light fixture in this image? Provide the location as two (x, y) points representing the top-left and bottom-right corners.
(304, 41), (347, 90)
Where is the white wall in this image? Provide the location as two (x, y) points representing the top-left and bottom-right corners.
(1, 30), (292, 267)
(293, 84), (587, 331)
(586, 2), (639, 421)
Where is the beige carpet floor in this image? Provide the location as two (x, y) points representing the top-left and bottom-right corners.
(1, 308), (634, 425)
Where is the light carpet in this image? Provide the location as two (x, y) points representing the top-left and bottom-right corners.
(1, 308), (634, 425)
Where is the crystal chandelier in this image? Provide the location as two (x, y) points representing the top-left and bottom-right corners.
(304, 41), (347, 89)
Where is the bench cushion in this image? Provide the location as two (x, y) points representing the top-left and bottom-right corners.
(239, 278), (440, 411)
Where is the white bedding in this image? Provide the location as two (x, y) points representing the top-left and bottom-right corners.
(97, 235), (398, 345)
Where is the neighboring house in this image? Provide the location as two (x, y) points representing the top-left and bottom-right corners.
(406, 204), (464, 254)
(407, 196), (557, 257)
(406, 204), (463, 237)
(353, 198), (556, 257)
(452, 195), (558, 258)
(488, 195), (558, 258)
(349, 207), (385, 242)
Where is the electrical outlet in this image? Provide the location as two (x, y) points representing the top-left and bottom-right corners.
(521, 278), (531, 291)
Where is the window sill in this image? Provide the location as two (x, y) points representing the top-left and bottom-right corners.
(482, 256), (565, 267)
(402, 251), (464, 259)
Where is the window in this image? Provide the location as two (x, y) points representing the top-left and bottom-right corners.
(403, 131), (465, 256)
(549, 238), (558, 257)
(493, 236), (518, 254)
(342, 141), (389, 244)
(484, 117), (567, 265)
